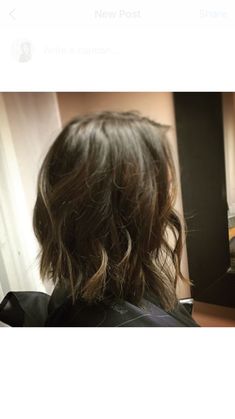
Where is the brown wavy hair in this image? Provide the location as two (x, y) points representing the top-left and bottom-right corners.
(33, 111), (188, 311)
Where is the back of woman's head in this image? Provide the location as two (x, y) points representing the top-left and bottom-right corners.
(33, 111), (187, 311)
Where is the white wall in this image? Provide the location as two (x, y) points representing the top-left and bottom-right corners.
(0, 93), (61, 297)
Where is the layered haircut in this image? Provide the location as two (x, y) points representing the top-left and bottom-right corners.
(33, 111), (188, 311)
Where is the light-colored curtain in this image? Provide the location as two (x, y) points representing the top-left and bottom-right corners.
(0, 93), (61, 299)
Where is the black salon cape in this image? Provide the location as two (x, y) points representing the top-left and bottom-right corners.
(0, 287), (198, 327)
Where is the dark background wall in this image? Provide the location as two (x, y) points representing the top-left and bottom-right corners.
(174, 93), (235, 307)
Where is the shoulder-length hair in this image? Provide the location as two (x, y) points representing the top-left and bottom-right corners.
(33, 111), (188, 311)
